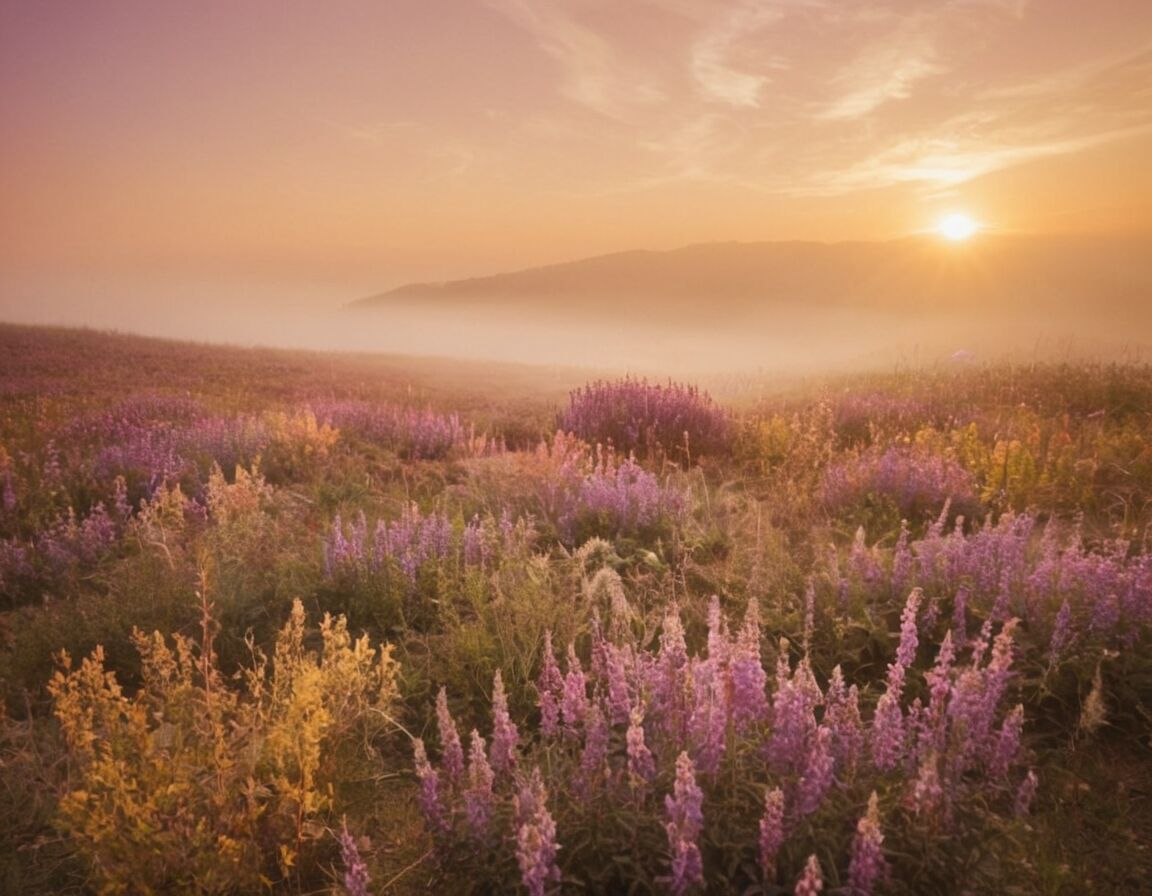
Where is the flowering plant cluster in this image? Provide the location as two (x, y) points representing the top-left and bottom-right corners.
(66, 396), (270, 503)
(465, 433), (687, 548)
(325, 505), (534, 586)
(312, 399), (479, 460)
(828, 391), (945, 449)
(819, 443), (981, 530)
(0, 478), (131, 606)
(323, 504), (535, 631)
(559, 377), (730, 463)
(834, 508), (1152, 657)
(414, 591), (1032, 893)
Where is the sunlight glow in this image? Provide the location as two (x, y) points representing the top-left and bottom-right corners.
(937, 213), (980, 241)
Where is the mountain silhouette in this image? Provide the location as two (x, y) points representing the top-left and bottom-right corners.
(349, 234), (1152, 327)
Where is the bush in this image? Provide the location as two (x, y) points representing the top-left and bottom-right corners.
(48, 598), (398, 893)
(559, 378), (730, 464)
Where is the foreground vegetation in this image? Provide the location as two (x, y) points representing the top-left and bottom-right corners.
(1, 324), (1150, 894)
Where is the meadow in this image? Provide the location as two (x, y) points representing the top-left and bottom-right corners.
(1, 322), (1150, 894)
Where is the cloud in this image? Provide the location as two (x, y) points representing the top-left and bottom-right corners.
(689, 3), (786, 107)
(481, 0), (1152, 203)
(818, 127), (1152, 194)
(815, 38), (941, 121)
(485, 0), (665, 118)
(801, 42), (1152, 194)
(426, 145), (476, 180)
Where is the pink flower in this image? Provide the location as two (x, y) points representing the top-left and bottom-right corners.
(664, 752), (704, 895)
(795, 726), (834, 817)
(1015, 769), (1039, 816)
(626, 706), (656, 785)
(870, 690), (905, 772)
(538, 631), (565, 739)
(907, 752), (943, 818)
(846, 792), (887, 896)
(989, 704), (1024, 778)
(562, 645), (588, 733)
(767, 650), (819, 776)
(464, 730), (495, 837)
(436, 687), (465, 784)
(892, 588), (923, 683)
(413, 738), (446, 833)
(759, 787), (786, 882)
(825, 666), (864, 774)
(514, 767), (561, 896)
(577, 703), (610, 797)
(731, 599), (768, 730)
(339, 820), (371, 896)
(489, 669), (520, 776)
(794, 854), (824, 896)
(687, 659), (727, 775)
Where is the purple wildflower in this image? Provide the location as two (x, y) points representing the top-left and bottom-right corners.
(706, 595), (730, 667)
(413, 738), (445, 833)
(436, 687), (465, 784)
(1048, 599), (1073, 660)
(796, 725), (835, 817)
(893, 588), (923, 681)
(731, 599), (768, 730)
(464, 730), (495, 837)
(664, 752), (704, 895)
(604, 643), (634, 726)
(767, 649), (819, 776)
(907, 751), (943, 818)
(626, 706), (656, 785)
(562, 645), (588, 733)
(918, 630), (956, 758)
(989, 704), (1024, 778)
(759, 786), (786, 882)
(825, 666), (864, 773)
(846, 792), (887, 896)
(339, 820), (371, 896)
(538, 631), (565, 739)
(577, 703), (610, 797)
(514, 767), (561, 896)
(870, 690), (905, 772)
(489, 669), (520, 776)
(1015, 769), (1039, 816)
(794, 854), (824, 896)
(654, 606), (690, 744)
(687, 658), (728, 775)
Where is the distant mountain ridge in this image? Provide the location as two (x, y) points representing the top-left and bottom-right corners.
(348, 234), (1152, 326)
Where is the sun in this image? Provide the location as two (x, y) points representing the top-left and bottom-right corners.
(937, 213), (980, 241)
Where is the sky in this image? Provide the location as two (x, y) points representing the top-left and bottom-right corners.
(1, 0), (1151, 351)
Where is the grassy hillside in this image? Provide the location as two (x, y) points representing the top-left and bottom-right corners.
(1, 324), (1150, 894)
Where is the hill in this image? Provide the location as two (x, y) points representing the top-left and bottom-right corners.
(348, 234), (1152, 327)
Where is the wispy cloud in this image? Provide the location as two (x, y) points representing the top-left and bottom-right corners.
(426, 145), (476, 180)
(815, 37), (941, 121)
(794, 41), (1152, 195)
(479, 1), (1152, 203)
(818, 126), (1152, 194)
(689, 3), (786, 107)
(485, 0), (665, 118)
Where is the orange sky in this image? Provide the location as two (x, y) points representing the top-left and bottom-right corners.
(2, 0), (1151, 301)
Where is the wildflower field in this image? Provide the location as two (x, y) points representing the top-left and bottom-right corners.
(2, 323), (1151, 894)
